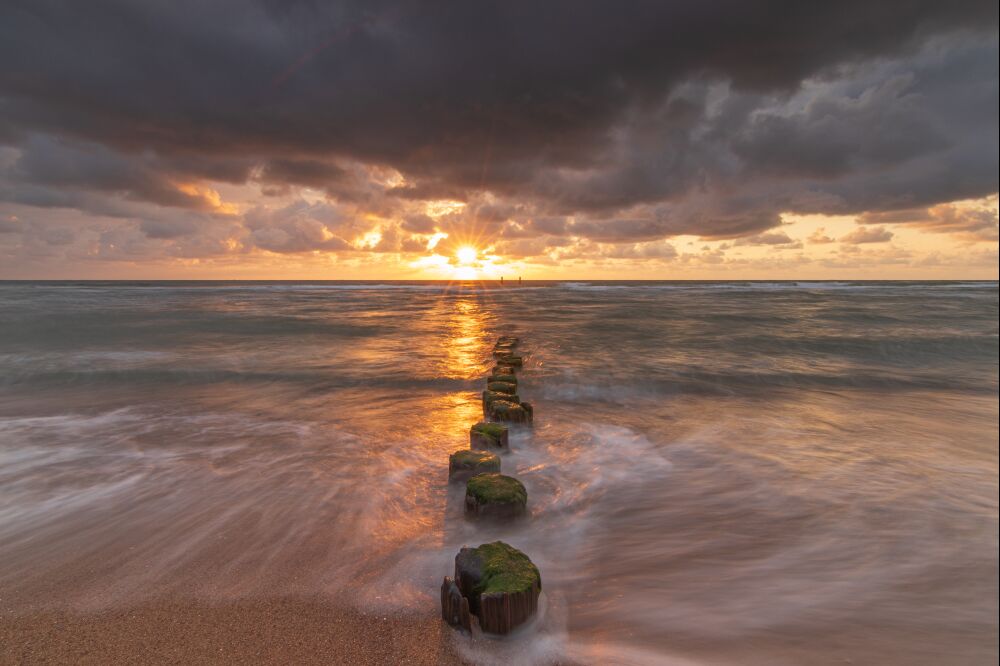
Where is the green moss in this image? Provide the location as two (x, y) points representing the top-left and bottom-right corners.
(471, 541), (540, 596)
(489, 399), (522, 414)
(471, 422), (507, 440)
(466, 473), (527, 505)
(450, 450), (500, 472)
(487, 381), (517, 394)
(483, 390), (520, 406)
(488, 373), (517, 384)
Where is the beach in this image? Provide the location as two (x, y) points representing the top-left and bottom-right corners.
(1, 600), (464, 665)
(1, 281), (997, 665)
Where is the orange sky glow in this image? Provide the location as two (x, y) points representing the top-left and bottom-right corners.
(2, 189), (995, 280)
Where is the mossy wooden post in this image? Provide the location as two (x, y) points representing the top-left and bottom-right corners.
(487, 381), (517, 395)
(487, 398), (531, 423)
(453, 541), (541, 634)
(449, 450), (501, 482)
(470, 422), (509, 450)
(465, 473), (527, 519)
(440, 577), (471, 631)
(496, 354), (524, 367)
(483, 390), (520, 417)
(494, 338), (519, 359)
(487, 372), (517, 385)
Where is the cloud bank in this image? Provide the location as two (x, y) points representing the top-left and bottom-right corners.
(0, 0), (997, 276)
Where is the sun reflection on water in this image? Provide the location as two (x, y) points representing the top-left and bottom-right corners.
(441, 296), (490, 379)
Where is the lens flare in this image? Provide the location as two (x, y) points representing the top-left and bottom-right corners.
(456, 246), (477, 264)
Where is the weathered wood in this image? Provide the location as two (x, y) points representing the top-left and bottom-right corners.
(487, 381), (517, 395)
(487, 373), (517, 385)
(453, 542), (541, 635)
(448, 449), (501, 482)
(482, 390), (521, 417)
(488, 399), (530, 423)
(478, 587), (539, 634)
(464, 473), (527, 520)
(440, 576), (472, 631)
(469, 422), (509, 450)
(496, 354), (524, 367)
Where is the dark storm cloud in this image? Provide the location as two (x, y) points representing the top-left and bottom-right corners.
(257, 159), (349, 190)
(7, 135), (214, 210)
(0, 0), (997, 246)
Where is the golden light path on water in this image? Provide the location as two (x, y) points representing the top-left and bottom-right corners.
(0, 282), (995, 666)
(355, 290), (494, 593)
(441, 296), (489, 379)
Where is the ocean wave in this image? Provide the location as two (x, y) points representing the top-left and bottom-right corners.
(553, 280), (999, 292)
(537, 367), (997, 399)
(0, 278), (996, 662)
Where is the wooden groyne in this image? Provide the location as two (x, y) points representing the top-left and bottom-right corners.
(442, 335), (542, 635)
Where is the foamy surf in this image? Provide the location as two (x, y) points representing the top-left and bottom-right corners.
(0, 281), (996, 664)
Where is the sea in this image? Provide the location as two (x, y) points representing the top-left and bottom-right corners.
(0, 280), (997, 665)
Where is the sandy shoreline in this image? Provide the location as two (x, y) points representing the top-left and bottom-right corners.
(0, 597), (469, 665)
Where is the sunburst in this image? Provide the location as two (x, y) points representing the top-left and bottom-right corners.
(456, 246), (478, 265)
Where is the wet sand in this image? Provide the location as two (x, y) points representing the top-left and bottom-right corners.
(0, 598), (467, 665)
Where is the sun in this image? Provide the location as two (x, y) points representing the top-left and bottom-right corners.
(456, 246), (478, 265)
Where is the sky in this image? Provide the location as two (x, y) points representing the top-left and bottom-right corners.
(1, 1), (997, 280)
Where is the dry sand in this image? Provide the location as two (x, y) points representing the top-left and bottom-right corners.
(0, 597), (469, 665)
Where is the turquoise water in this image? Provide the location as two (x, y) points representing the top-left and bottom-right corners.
(1, 281), (997, 664)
